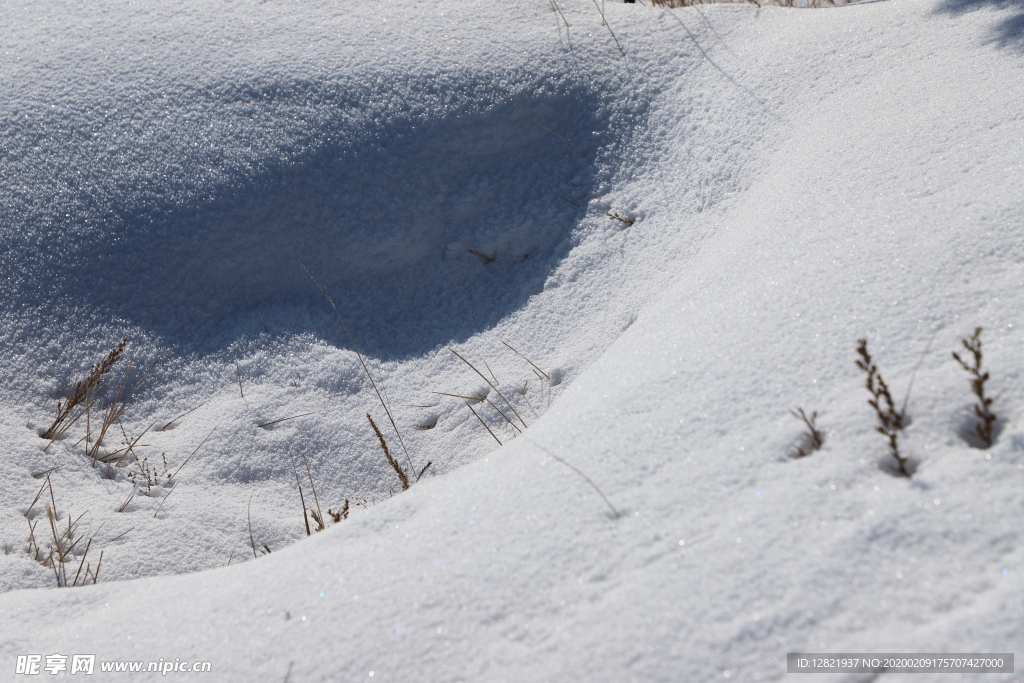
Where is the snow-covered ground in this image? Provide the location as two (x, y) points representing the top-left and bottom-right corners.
(1, 0), (1023, 680)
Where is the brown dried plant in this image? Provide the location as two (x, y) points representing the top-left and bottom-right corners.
(41, 337), (128, 445)
(856, 339), (910, 477)
(328, 500), (349, 523)
(25, 479), (103, 587)
(368, 413), (409, 491)
(86, 351), (162, 463)
(952, 327), (998, 448)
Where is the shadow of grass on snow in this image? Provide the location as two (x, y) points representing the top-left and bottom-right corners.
(934, 0), (1024, 48)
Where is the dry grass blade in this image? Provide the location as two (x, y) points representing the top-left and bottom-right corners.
(589, 0), (626, 57)
(116, 491), (135, 513)
(302, 264), (414, 473)
(368, 413), (409, 490)
(328, 500), (350, 523)
(433, 391), (486, 402)
(169, 424), (219, 481)
(235, 361), (245, 399)
(483, 361), (500, 386)
(247, 492), (258, 560)
(87, 350), (164, 462)
(448, 347), (527, 429)
(468, 249), (495, 263)
(467, 401), (502, 446)
(500, 340), (550, 380)
(487, 80), (587, 157)
(151, 423), (219, 518)
(485, 397), (522, 435)
(26, 519), (41, 562)
(31, 465), (62, 479)
(72, 537), (92, 587)
(107, 528), (133, 543)
(606, 210), (634, 226)
(257, 412), (315, 429)
(550, 0), (570, 27)
(522, 436), (619, 519)
(160, 402), (205, 431)
(289, 452), (312, 536)
(25, 474), (54, 518)
(299, 451), (325, 532)
(103, 421), (156, 467)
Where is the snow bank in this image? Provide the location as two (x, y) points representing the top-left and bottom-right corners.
(2, 0), (1023, 680)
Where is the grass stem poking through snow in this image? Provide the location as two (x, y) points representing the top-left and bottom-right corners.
(467, 401), (502, 446)
(790, 407), (825, 457)
(247, 493), (258, 559)
(855, 339), (910, 477)
(151, 423), (219, 518)
(589, 0), (626, 57)
(302, 264), (415, 473)
(290, 452), (312, 536)
(485, 397), (522, 435)
(522, 436), (619, 519)
(449, 347), (528, 429)
(500, 340), (550, 380)
(952, 327), (998, 448)
(87, 350), (163, 463)
(160, 402), (205, 431)
(299, 451), (325, 532)
(235, 361), (245, 399)
(257, 412), (315, 429)
(468, 249), (494, 263)
(433, 391), (486, 402)
(550, 0), (570, 28)
(367, 413), (409, 491)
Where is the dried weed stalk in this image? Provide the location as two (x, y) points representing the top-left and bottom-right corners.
(25, 479), (102, 587)
(856, 339), (910, 477)
(790, 407), (825, 457)
(86, 351), (162, 463)
(368, 413), (409, 490)
(952, 327), (998, 448)
(41, 337), (128, 445)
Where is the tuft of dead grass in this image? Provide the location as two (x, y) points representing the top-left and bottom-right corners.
(25, 477), (103, 587)
(86, 351), (162, 465)
(41, 337), (128, 446)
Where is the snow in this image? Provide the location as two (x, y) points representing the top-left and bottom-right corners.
(2, 0), (1023, 680)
